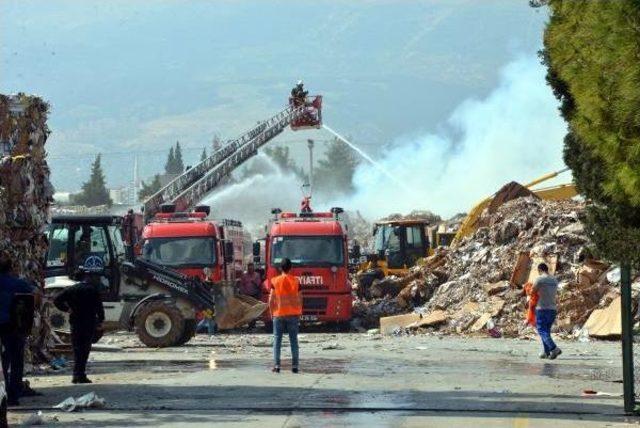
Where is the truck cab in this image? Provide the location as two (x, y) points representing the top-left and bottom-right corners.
(260, 207), (352, 326)
(139, 207), (245, 283)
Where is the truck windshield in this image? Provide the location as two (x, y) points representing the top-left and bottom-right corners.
(271, 236), (344, 267)
(143, 237), (216, 267)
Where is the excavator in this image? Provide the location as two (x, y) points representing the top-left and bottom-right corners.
(356, 168), (577, 297)
(45, 91), (323, 347)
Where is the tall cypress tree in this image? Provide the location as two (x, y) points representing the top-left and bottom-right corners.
(174, 141), (184, 174)
(539, 0), (640, 265)
(73, 154), (112, 207)
(164, 147), (175, 175)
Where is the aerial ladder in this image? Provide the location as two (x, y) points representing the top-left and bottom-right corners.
(142, 95), (323, 222)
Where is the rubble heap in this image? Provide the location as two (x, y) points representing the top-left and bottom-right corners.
(0, 93), (54, 359)
(357, 196), (626, 339)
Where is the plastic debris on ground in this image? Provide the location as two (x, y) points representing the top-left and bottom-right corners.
(54, 392), (106, 412)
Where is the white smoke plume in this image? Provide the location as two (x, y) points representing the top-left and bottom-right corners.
(202, 153), (304, 234)
(338, 55), (567, 220)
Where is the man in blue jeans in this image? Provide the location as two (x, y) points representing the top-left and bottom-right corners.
(0, 255), (38, 405)
(533, 262), (562, 359)
(268, 258), (302, 373)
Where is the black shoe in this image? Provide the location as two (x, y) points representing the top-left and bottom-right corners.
(292, 367), (299, 374)
(72, 376), (93, 384)
(7, 398), (19, 406)
(271, 366), (280, 373)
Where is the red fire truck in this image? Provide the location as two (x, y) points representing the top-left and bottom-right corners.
(138, 205), (248, 282)
(259, 203), (352, 328)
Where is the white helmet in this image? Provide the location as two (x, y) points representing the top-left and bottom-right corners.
(297, 80), (303, 86)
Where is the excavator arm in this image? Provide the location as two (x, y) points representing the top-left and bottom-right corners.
(451, 168), (577, 245)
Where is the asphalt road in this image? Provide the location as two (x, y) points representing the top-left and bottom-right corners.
(9, 331), (636, 427)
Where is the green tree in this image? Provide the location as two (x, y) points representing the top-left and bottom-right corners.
(212, 134), (222, 153)
(263, 145), (306, 178)
(139, 174), (162, 201)
(539, 0), (640, 264)
(314, 137), (360, 195)
(200, 147), (207, 162)
(164, 147), (175, 175)
(174, 141), (185, 174)
(72, 154), (112, 207)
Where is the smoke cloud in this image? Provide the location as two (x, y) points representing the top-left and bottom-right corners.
(202, 153), (304, 234)
(338, 55), (567, 219)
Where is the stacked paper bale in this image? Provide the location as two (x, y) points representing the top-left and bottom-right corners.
(0, 93), (54, 360)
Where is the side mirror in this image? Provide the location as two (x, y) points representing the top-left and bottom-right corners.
(224, 241), (234, 264)
(252, 241), (261, 257)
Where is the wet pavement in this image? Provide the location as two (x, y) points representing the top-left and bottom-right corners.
(10, 332), (637, 427)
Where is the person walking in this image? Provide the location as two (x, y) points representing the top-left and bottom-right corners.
(269, 258), (302, 373)
(54, 256), (105, 384)
(0, 255), (37, 406)
(533, 262), (562, 359)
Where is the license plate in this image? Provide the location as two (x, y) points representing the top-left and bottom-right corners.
(300, 315), (318, 322)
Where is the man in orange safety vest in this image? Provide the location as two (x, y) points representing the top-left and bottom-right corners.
(268, 257), (302, 373)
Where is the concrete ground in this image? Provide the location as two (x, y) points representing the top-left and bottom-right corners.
(8, 331), (638, 427)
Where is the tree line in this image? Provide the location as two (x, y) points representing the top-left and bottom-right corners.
(71, 135), (361, 207)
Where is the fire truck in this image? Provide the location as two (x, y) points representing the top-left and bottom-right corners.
(139, 206), (247, 282)
(258, 201), (352, 329)
(46, 91), (324, 347)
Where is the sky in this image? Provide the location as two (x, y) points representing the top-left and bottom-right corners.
(0, 0), (552, 197)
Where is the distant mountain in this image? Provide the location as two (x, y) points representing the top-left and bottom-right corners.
(0, 0), (548, 191)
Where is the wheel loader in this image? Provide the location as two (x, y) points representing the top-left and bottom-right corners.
(45, 215), (265, 347)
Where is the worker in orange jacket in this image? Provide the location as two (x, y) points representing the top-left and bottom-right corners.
(268, 257), (302, 373)
(524, 282), (539, 327)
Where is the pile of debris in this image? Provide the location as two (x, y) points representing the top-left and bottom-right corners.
(357, 196), (629, 339)
(342, 210), (373, 250)
(0, 93), (54, 359)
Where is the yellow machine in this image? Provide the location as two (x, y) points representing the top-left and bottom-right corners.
(356, 169), (577, 296)
(452, 168), (577, 245)
(358, 219), (432, 277)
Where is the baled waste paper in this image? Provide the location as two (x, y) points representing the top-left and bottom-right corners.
(0, 93), (54, 361)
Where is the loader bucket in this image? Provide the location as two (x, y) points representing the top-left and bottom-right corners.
(215, 294), (267, 330)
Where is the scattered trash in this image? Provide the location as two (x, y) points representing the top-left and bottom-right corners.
(322, 343), (344, 351)
(606, 267), (621, 284)
(21, 411), (45, 426)
(54, 392), (106, 412)
(50, 357), (67, 370)
(582, 390), (623, 397)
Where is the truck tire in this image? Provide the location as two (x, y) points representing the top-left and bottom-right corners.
(176, 319), (197, 345)
(135, 301), (185, 348)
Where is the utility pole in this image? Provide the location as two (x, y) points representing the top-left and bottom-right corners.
(621, 262), (637, 414)
(307, 139), (314, 195)
(132, 154), (139, 205)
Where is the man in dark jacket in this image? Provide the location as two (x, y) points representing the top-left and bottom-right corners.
(54, 256), (105, 384)
(0, 255), (37, 405)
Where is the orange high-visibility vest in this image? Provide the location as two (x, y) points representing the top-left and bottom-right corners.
(270, 273), (303, 317)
